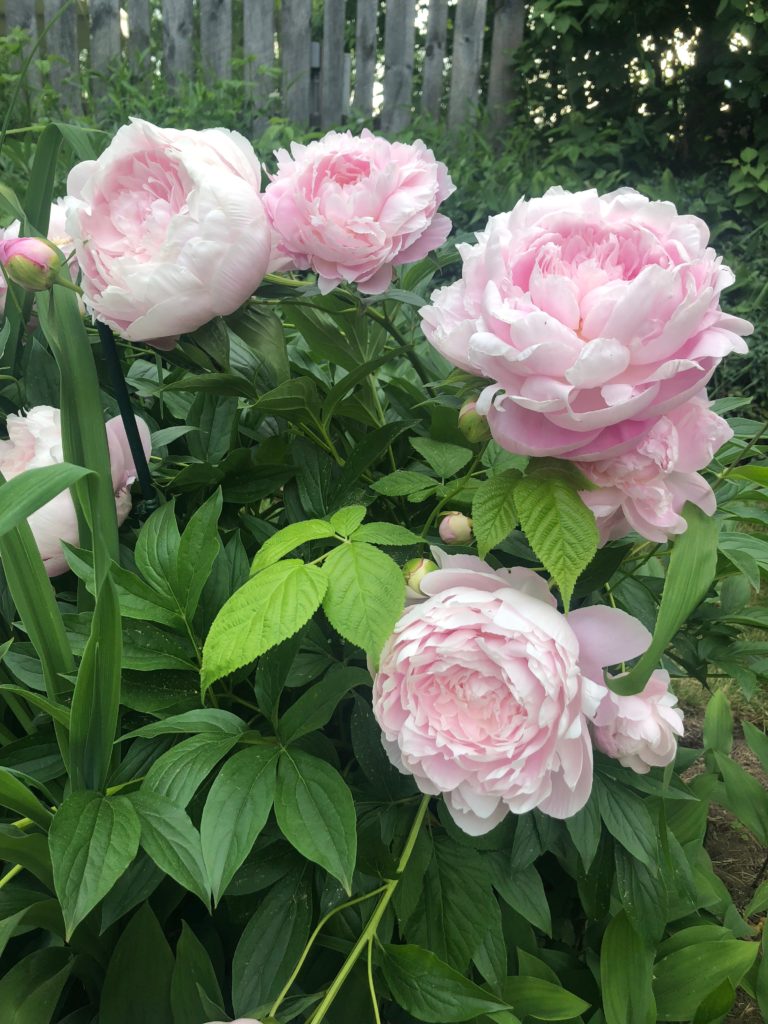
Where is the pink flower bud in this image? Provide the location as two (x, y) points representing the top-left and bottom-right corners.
(0, 236), (63, 291)
(438, 512), (473, 545)
(403, 557), (438, 597)
(458, 399), (491, 444)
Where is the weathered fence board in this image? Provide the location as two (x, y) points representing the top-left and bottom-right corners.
(162, 0), (194, 91)
(89, 0), (122, 104)
(320, 0), (346, 128)
(448, 0), (488, 129)
(43, 0), (82, 115)
(7, 0), (41, 90)
(126, 0), (152, 64)
(382, 0), (416, 132)
(281, 0), (312, 128)
(487, 0), (526, 131)
(200, 0), (232, 84)
(244, 0), (276, 131)
(422, 0), (449, 119)
(353, 0), (377, 117)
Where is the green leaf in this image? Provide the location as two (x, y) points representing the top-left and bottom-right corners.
(0, 684), (71, 727)
(0, 463), (91, 538)
(600, 911), (656, 1024)
(49, 792), (141, 939)
(490, 860), (551, 935)
(371, 470), (438, 497)
(411, 437), (472, 478)
(596, 778), (658, 868)
(614, 846), (667, 943)
(120, 708), (246, 740)
(201, 560), (328, 693)
(128, 791), (210, 906)
(472, 470), (521, 558)
(100, 903), (175, 1024)
(0, 948), (72, 1024)
(142, 733), (239, 808)
(321, 542), (405, 658)
(715, 752), (768, 844)
(742, 720), (768, 775)
(0, 767), (52, 828)
(69, 573), (122, 792)
(703, 691), (733, 754)
(135, 502), (182, 599)
(609, 504), (719, 695)
(380, 943), (511, 1022)
(329, 505), (367, 536)
(171, 922), (224, 1024)
(200, 746), (279, 903)
(250, 519), (337, 575)
(692, 979), (736, 1024)
(275, 748), (357, 893)
(565, 794), (601, 870)
(502, 977), (590, 1020)
(176, 489), (223, 618)
(653, 939), (758, 1020)
(514, 466), (598, 610)
(351, 522), (423, 545)
(278, 666), (367, 744)
(231, 868), (312, 1017)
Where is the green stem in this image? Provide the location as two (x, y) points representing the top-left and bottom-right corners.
(306, 795), (430, 1024)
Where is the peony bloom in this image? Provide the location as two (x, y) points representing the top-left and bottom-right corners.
(65, 117), (272, 346)
(0, 236), (62, 291)
(578, 394), (732, 543)
(372, 550), (652, 834)
(263, 129), (454, 295)
(0, 406), (151, 576)
(420, 187), (751, 461)
(590, 670), (684, 773)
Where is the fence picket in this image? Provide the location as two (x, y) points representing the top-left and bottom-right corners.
(89, 0), (122, 104)
(244, 0), (276, 133)
(281, 0), (312, 128)
(162, 0), (194, 91)
(321, 0), (346, 127)
(126, 0), (152, 65)
(7, 0), (41, 91)
(382, 0), (416, 132)
(200, 0), (232, 84)
(487, 0), (525, 131)
(447, 0), (488, 129)
(422, 0), (448, 119)
(353, 0), (377, 117)
(43, 0), (82, 115)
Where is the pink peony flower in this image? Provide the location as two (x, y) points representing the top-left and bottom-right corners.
(578, 394), (732, 543)
(65, 118), (272, 346)
(590, 670), (684, 773)
(0, 236), (62, 291)
(438, 511), (473, 545)
(420, 187), (751, 461)
(0, 406), (151, 576)
(263, 129), (455, 295)
(372, 549), (652, 834)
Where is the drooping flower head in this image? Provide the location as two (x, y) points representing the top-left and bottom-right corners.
(420, 187), (751, 461)
(578, 394), (733, 543)
(372, 550), (652, 834)
(65, 118), (272, 347)
(0, 406), (151, 576)
(591, 671), (684, 773)
(264, 129), (455, 295)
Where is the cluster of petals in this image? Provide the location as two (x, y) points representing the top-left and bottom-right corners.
(578, 394), (733, 543)
(64, 118), (273, 347)
(420, 186), (751, 462)
(0, 406), (150, 576)
(264, 129), (454, 295)
(0, 201), (76, 313)
(372, 549), (681, 835)
(591, 671), (684, 773)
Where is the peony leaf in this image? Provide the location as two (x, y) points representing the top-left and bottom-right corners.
(249, 520), (337, 575)
(472, 470), (521, 558)
(411, 437), (473, 478)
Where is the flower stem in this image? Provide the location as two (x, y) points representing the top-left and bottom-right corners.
(306, 795), (430, 1024)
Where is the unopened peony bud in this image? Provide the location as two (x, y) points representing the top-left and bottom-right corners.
(403, 557), (438, 596)
(0, 236), (63, 291)
(458, 400), (491, 444)
(439, 512), (473, 545)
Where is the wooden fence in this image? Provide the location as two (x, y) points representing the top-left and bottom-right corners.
(4, 0), (526, 133)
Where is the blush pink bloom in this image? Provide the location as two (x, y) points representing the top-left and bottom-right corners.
(0, 202), (76, 314)
(578, 394), (732, 543)
(372, 549), (653, 834)
(420, 187), (751, 461)
(263, 129), (454, 295)
(0, 406), (151, 576)
(65, 118), (272, 346)
(0, 236), (62, 291)
(590, 670), (684, 773)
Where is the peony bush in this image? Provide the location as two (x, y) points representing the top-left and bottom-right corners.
(0, 119), (766, 1024)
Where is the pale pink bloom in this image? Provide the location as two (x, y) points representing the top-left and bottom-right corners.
(65, 118), (272, 346)
(420, 187), (751, 461)
(0, 236), (62, 291)
(438, 511), (473, 545)
(590, 670), (684, 773)
(372, 549), (652, 834)
(578, 394), (732, 543)
(0, 406), (151, 576)
(264, 129), (454, 295)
